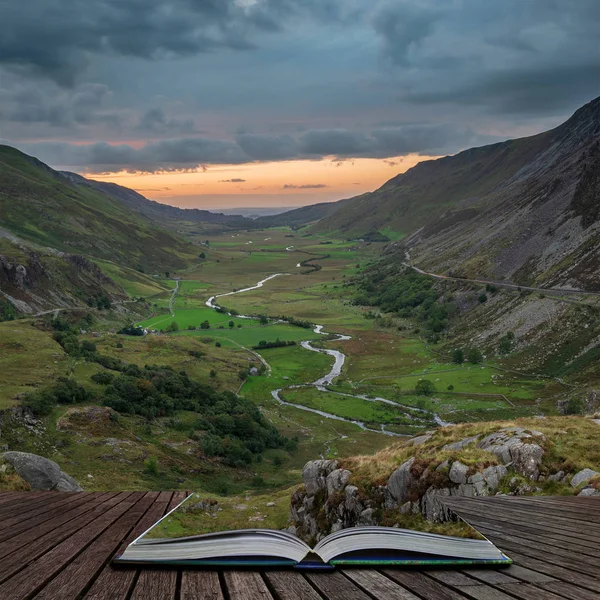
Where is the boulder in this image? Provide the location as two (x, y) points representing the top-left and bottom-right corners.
(302, 460), (338, 495)
(571, 468), (600, 488)
(478, 428), (545, 479)
(387, 458), (415, 505)
(443, 435), (480, 451)
(578, 488), (600, 497)
(1, 451), (83, 492)
(326, 469), (351, 497)
(449, 461), (469, 484)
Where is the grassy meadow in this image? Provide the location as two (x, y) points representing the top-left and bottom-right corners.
(0, 226), (562, 499)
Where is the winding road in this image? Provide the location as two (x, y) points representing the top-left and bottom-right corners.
(403, 255), (600, 297)
(205, 274), (447, 436)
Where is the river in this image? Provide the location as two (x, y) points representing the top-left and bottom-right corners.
(205, 274), (448, 435)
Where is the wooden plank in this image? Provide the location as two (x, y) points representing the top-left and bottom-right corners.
(342, 569), (422, 599)
(427, 570), (483, 587)
(475, 521), (600, 561)
(382, 570), (467, 600)
(35, 492), (158, 600)
(0, 492), (114, 560)
(477, 497), (600, 524)
(0, 492), (99, 543)
(0, 492), (124, 585)
(0, 491), (41, 507)
(445, 502), (600, 544)
(473, 532), (600, 578)
(181, 571), (225, 600)
(498, 565), (555, 584)
(451, 585), (536, 600)
(0, 492), (139, 600)
(125, 492), (187, 600)
(0, 492), (92, 532)
(445, 497), (600, 532)
(453, 510), (599, 551)
(83, 492), (172, 600)
(503, 550), (600, 593)
(493, 583), (567, 600)
(306, 571), (386, 600)
(130, 570), (178, 600)
(262, 571), (322, 600)
(540, 581), (600, 600)
(0, 491), (60, 517)
(223, 571), (274, 600)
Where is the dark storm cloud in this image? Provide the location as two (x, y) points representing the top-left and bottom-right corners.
(371, 0), (600, 115)
(16, 122), (494, 173)
(0, 0), (349, 85)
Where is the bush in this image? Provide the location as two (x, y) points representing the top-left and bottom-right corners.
(452, 348), (465, 364)
(467, 348), (483, 364)
(143, 457), (159, 476)
(91, 372), (115, 385)
(415, 379), (437, 396)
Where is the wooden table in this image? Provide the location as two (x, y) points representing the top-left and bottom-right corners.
(0, 491), (597, 599)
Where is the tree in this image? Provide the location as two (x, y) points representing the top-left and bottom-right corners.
(165, 271), (170, 278)
(199, 252), (206, 259)
(452, 348), (465, 364)
(200, 320), (210, 329)
(499, 332), (515, 355)
(209, 369), (217, 378)
(467, 348), (483, 364)
(258, 315), (268, 325)
(415, 379), (437, 396)
(478, 293), (488, 303)
(228, 321), (235, 329)
(168, 321), (179, 332)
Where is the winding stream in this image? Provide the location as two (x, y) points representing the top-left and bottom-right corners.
(205, 274), (448, 436)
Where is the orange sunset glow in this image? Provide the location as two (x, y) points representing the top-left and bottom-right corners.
(91, 154), (438, 209)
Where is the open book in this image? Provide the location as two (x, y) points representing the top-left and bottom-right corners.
(115, 494), (511, 569)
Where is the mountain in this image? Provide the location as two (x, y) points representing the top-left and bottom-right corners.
(60, 172), (255, 230)
(311, 96), (600, 290)
(0, 145), (195, 272)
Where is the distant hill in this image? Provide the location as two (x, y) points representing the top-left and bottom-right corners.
(255, 198), (354, 228)
(0, 145), (196, 272)
(60, 172), (255, 230)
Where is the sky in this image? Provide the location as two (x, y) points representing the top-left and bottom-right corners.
(1, 0), (598, 210)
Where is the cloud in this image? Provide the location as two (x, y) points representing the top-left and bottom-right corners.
(220, 178), (246, 183)
(0, 0), (350, 84)
(371, 0), (600, 115)
(135, 108), (198, 135)
(235, 134), (298, 161)
(283, 183), (328, 189)
(13, 122), (499, 173)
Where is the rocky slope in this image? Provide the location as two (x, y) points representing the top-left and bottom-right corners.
(289, 417), (600, 543)
(0, 236), (127, 315)
(293, 96), (600, 290)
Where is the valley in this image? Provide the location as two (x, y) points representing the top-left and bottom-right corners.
(2, 98), (599, 526)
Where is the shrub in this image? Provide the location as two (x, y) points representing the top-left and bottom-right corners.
(467, 348), (483, 364)
(415, 379), (437, 396)
(143, 457), (159, 476)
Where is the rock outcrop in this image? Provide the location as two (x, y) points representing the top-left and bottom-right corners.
(1, 451), (83, 492)
(290, 427), (552, 542)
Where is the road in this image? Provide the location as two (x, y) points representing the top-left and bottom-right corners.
(403, 258), (600, 297)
